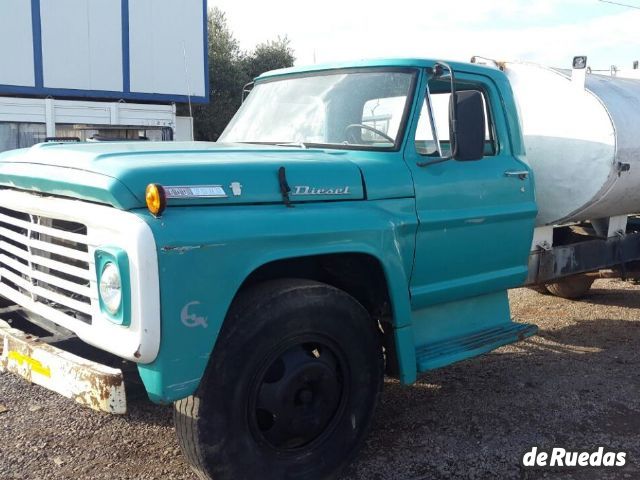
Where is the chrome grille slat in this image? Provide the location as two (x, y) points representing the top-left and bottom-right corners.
(0, 284), (89, 328)
(0, 207), (94, 325)
(0, 211), (90, 244)
(0, 241), (92, 280)
(0, 226), (90, 262)
(0, 269), (94, 316)
(0, 254), (96, 299)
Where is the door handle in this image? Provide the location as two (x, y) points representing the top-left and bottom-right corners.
(504, 170), (529, 180)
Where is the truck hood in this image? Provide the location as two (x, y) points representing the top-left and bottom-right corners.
(0, 142), (365, 210)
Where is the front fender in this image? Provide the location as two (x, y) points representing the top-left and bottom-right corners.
(136, 199), (417, 403)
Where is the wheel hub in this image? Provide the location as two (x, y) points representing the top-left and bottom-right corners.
(252, 342), (345, 450)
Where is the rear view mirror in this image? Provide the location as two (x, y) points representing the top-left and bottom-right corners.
(450, 91), (485, 161)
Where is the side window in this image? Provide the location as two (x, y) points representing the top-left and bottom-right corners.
(415, 85), (497, 157)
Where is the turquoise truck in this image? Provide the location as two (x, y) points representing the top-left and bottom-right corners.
(2, 57), (640, 479)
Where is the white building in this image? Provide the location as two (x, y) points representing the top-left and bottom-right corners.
(0, 0), (208, 152)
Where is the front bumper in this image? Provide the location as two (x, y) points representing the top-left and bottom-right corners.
(0, 318), (126, 414)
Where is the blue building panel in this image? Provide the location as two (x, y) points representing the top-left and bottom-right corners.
(0, 0), (209, 104)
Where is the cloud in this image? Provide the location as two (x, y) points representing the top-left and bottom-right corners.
(210, 0), (640, 70)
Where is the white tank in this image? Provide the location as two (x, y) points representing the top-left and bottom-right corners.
(501, 62), (640, 226)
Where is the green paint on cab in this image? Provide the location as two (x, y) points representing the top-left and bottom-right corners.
(0, 58), (539, 403)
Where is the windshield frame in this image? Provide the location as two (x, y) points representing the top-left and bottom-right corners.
(220, 67), (419, 152)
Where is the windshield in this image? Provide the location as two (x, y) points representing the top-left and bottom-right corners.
(219, 69), (416, 150)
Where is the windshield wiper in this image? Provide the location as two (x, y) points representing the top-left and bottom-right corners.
(275, 142), (307, 149)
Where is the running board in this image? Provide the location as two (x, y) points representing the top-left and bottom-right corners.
(415, 322), (538, 372)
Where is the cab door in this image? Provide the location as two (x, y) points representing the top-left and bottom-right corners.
(404, 70), (537, 311)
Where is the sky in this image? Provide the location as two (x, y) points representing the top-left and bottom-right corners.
(208, 0), (640, 71)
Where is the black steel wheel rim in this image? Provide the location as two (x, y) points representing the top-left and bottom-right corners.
(248, 335), (349, 451)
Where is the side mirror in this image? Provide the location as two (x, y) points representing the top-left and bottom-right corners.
(417, 64), (486, 167)
(450, 90), (485, 161)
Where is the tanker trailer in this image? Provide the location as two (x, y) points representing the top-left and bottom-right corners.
(488, 58), (640, 298)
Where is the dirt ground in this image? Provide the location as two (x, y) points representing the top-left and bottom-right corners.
(1, 279), (639, 479)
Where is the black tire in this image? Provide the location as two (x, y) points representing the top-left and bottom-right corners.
(545, 275), (595, 299)
(527, 284), (550, 295)
(174, 279), (384, 480)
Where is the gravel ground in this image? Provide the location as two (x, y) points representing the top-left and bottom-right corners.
(1, 279), (639, 479)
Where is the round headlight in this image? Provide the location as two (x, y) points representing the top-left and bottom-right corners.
(99, 262), (122, 315)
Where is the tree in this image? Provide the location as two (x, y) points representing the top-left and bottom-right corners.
(186, 8), (295, 141)
(244, 37), (295, 80)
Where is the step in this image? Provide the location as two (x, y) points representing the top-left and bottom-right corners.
(415, 322), (538, 372)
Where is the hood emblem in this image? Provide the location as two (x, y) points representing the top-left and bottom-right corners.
(164, 185), (227, 198)
(293, 186), (351, 196)
(230, 181), (243, 196)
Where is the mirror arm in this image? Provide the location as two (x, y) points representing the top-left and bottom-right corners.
(418, 61), (458, 167)
(437, 61), (459, 160)
(241, 81), (255, 103)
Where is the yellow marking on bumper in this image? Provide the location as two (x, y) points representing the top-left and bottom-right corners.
(8, 351), (51, 378)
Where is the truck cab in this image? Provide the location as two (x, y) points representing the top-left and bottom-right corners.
(0, 58), (538, 480)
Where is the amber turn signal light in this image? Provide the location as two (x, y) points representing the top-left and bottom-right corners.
(146, 184), (166, 217)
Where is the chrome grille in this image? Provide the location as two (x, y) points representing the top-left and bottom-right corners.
(0, 206), (95, 324)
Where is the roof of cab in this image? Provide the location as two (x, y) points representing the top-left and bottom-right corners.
(256, 57), (499, 81)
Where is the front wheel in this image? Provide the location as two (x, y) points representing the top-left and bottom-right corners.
(174, 279), (383, 480)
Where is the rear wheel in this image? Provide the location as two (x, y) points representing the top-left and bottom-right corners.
(545, 275), (595, 299)
(527, 284), (550, 295)
(174, 279), (383, 480)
